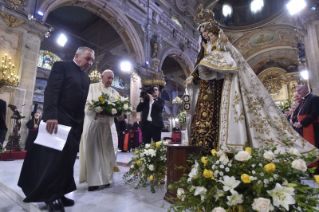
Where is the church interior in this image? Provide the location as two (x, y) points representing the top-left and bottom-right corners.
(1, 0), (319, 211)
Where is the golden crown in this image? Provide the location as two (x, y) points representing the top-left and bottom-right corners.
(194, 4), (215, 25)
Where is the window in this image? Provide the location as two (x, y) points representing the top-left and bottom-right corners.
(37, 50), (62, 70)
(171, 16), (183, 29)
(251, 0), (264, 14)
(222, 3), (233, 17)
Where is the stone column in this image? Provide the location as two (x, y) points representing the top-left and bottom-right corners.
(304, 20), (319, 95)
(0, 10), (49, 149)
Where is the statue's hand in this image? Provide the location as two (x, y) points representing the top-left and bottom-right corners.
(185, 76), (193, 85)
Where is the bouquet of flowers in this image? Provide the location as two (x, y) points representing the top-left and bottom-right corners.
(87, 92), (132, 116)
(178, 111), (186, 125)
(278, 100), (292, 113)
(168, 142), (319, 212)
(123, 141), (168, 193)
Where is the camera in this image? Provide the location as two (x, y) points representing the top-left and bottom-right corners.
(140, 87), (154, 100)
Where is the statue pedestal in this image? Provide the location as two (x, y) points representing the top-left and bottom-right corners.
(164, 144), (201, 203)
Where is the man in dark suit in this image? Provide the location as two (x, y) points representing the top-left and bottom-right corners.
(137, 85), (165, 143)
(18, 47), (94, 212)
(0, 99), (7, 149)
(173, 124), (180, 132)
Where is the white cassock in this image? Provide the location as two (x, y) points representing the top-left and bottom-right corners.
(79, 82), (119, 186)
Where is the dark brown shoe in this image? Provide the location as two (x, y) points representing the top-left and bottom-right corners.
(88, 186), (99, 191)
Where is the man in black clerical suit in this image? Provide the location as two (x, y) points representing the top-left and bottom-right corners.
(18, 47), (94, 212)
(24, 112), (41, 151)
(0, 99), (7, 149)
(293, 85), (319, 173)
(137, 85), (165, 143)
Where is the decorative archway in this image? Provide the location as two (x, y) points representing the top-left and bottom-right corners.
(159, 48), (194, 78)
(38, 0), (145, 63)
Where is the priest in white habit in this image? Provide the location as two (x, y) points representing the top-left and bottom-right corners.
(79, 70), (120, 191)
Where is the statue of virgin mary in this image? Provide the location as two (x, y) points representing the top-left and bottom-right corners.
(185, 4), (318, 156)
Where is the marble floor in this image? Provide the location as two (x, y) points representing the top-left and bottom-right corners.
(0, 151), (171, 212)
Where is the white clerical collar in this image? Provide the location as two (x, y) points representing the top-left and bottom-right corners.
(303, 92), (311, 99)
(73, 60), (84, 71)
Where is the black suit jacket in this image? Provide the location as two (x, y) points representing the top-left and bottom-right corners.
(0, 99), (7, 147)
(132, 121), (141, 130)
(42, 61), (90, 144)
(136, 97), (165, 130)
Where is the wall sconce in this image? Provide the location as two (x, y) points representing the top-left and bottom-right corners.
(0, 54), (19, 88)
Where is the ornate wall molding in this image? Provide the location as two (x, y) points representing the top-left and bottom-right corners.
(0, 12), (24, 28)
(4, 0), (29, 10)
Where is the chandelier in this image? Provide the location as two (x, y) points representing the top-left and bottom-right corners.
(171, 56), (183, 105)
(89, 61), (101, 83)
(0, 54), (19, 88)
(172, 82), (183, 105)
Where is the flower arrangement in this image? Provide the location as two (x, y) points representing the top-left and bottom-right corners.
(87, 91), (132, 116)
(278, 99), (292, 113)
(168, 143), (319, 212)
(177, 111), (186, 125)
(123, 141), (168, 193)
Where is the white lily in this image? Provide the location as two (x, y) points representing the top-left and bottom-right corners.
(119, 96), (129, 102)
(218, 175), (241, 191)
(267, 183), (295, 211)
(177, 188), (185, 201)
(226, 189), (243, 206)
(193, 186), (207, 202)
(214, 189), (225, 201)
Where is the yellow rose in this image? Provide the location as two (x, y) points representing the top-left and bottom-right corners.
(203, 169), (214, 180)
(136, 160), (141, 165)
(98, 96), (105, 104)
(134, 173), (137, 177)
(117, 94), (121, 98)
(314, 175), (319, 185)
(211, 149), (217, 156)
(201, 157), (208, 166)
(264, 163), (276, 173)
(134, 150), (139, 155)
(241, 174), (251, 183)
(156, 142), (160, 148)
(245, 147), (252, 155)
(149, 175), (154, 181)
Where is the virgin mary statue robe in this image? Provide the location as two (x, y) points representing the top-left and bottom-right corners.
(79, 82), (119, 186)
(185, 40), (318, 156)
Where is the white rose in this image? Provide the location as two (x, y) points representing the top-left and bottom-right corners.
(219, 154), (229, 165)
(148, 149), (156, 157)
(263, 151), (275, 160)
(252, 198), (274, 212)
(163, 141), (169, 145)
(129, 106), (132, 111)
(234, 151), (252, 161)
(289, 148), (301, 156)
(140, 153), (144, 158)
(291, 159), (307, 172)
(177, 188), (185, 201)
(212, 207), (226, 212)
(111, 108), (117, 115)
(123, 104), (128, 110)
(130, 165), (134, 169)
(148, 164), (154, 171)
(217, 150), (226, 157)
(145, 144), (151, 149)
(94, 106), (102, 113)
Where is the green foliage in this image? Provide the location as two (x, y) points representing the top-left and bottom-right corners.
(168, 143), (319, 212)
(123, 141), (168, 193)
(0, 147), (6, 157)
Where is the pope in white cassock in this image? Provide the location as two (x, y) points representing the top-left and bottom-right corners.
(79, 70), (119, 191)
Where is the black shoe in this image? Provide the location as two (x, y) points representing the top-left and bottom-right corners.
(46, 199), (65, 212)
(88, 186), (99, 191)
(61, 196), (74, 207)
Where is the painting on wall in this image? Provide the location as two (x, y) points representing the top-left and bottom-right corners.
(112, 76), (129, 90)
(252, 57), (297, 75)
(37, 50), (62, 70)
(250, 33), (279, 47)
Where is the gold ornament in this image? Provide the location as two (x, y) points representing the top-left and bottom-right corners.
(0, 12), (24, 28)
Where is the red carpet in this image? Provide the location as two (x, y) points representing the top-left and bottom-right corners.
(0, 150), (27, 161)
